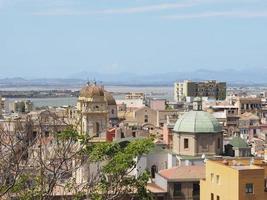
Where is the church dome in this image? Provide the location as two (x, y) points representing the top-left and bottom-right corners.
(80, 83), (105, 98)
(104, 91), (116, 105)
(173, 110), (222, 133)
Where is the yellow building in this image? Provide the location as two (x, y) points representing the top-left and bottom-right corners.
(200, 159), (267, 200)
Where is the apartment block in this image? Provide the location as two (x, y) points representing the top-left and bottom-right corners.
(174, 80), (226, 102)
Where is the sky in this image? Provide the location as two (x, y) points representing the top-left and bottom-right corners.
(0, 0), (267, 78)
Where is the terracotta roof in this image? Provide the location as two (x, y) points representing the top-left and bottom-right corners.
(146, 183), (167, 194)
(159, 165), (205, 181)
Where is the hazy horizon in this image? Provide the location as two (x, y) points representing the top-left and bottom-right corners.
(1, 0), (267, 78)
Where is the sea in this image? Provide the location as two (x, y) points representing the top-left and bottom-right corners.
(2, 85), (174, 108)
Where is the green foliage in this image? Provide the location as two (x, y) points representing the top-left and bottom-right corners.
(88, 142), (121, 162)
(56, 128), (80, 141)
(88, 138), (154, 199)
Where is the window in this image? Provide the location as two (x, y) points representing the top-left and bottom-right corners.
(211, 173), (214, 183)
(144, 115), (148, 123)
(111, 109), (114, 114)
(211, 193), (214, 200)
(245, 183), (254, 193)
(173, 183), (182, 196)
(216, 175), (220, 184)
(132, 132), (136, 138)
(121, 132), (125, 138)
(216, 195), (220, 200)
(184, 138), (189, 149)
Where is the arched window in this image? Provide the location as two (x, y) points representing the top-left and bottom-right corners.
(111, 109), (114, 115)
(151, 165), (158, 179)
(95, 122), (100, 137)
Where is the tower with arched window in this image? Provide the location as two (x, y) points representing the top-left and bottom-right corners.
(77, 82), (109, 138)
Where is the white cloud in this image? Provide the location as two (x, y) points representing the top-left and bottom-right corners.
(32, 1), (197, 16)
(163, 11), (267, 19)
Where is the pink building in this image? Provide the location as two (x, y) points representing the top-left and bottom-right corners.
(162, 123), (174, 149)
(150, 99), (166, 111)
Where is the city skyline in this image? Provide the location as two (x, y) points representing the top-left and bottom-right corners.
(1, 0), (267, 78)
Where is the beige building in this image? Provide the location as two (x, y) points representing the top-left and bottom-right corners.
(234, 97), (262, 115)
(77, 82), (118, 139)
(132, 106), (179, 128)
(148, 165), (205, 200)
(9, 100), (34, 113)
(133, 106), (157, 127)
(209, 105), (239, 137)
(174, 80), (226, 102)
(172, 99), (223, 156)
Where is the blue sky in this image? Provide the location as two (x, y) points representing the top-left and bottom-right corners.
(0, 0), (267, 78)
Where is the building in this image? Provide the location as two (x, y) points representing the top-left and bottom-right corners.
(116, 99), (145, 110)
(239, 112), (261, 140)
(200, 159), (267, 200)
(125, 92), (144, 100)
(209, 105), (239, 137)
(149, 165), (205, 200)
(133, 106), (157, 128)
(224, 136), (251, 157)
(174, 80), (226, 102)
(172, 98), (223, 156)
(234, 97), (262, 116)
(104, 91), (118, 125)
(149, 98), (166, 111)
(77, 82), (117, 139)
(9, 100), (34, 113)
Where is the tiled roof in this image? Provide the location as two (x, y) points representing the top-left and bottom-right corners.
(159, 165), (205, 181)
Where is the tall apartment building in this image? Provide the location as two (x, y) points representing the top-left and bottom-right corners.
(9, 100), (34, 113)
(174, 80), (226, 102)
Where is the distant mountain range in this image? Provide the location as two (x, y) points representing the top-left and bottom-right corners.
(0, 68), (267, 87)
(67, 68), (267, 85)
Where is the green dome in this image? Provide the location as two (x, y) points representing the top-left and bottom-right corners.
(173, 111), (222, 133)
(229, 137), (249, 148)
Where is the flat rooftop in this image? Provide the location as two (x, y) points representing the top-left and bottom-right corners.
(230, 165), (263, 170)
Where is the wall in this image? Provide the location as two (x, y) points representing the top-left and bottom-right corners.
(133, 106), (157, 126)
(154, 174), (168, 191)
(200, 161), (239, 200)
(172, 133), (196, 156)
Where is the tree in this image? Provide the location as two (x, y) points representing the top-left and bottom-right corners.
(0, 110), (154, 200)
